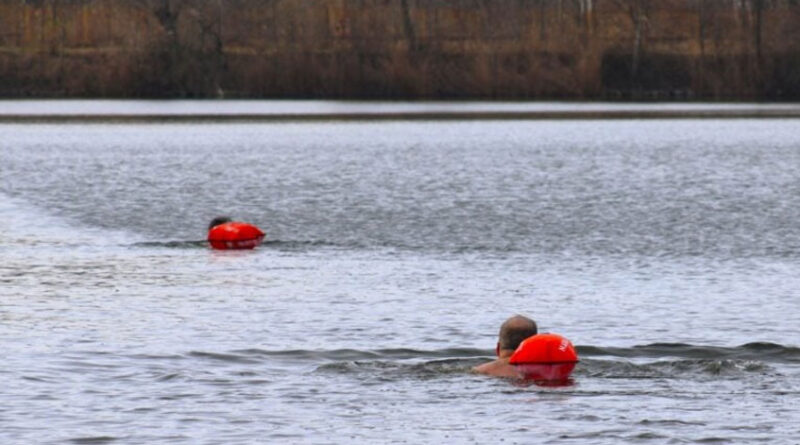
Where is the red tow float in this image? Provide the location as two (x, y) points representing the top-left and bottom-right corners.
(207, 221), (265, 250)
(509, 333), (579, 383)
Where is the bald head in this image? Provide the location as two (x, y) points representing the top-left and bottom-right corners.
(498, 315), (538, 352)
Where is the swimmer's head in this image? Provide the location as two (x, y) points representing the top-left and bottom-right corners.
(498, 315), (538, 353)
(208, 216), (233, 230)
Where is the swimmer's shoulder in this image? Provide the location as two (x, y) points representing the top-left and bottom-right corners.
(473, 359), (520, 378)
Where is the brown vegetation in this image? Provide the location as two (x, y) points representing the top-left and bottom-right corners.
(1, 0), (799, 99)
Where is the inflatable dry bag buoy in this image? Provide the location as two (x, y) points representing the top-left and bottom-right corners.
(207, 222), (265, 250)
(509, 333), (578, 382)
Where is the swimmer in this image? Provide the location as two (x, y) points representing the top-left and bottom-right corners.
(473, 314), (538, 378)
(207, 216), (265, 250)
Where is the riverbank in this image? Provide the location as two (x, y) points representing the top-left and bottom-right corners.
(1, 0), (799, 100)
(2, 100), (800, 122)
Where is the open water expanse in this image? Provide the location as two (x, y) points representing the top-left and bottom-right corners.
(1, 104), (800, 443)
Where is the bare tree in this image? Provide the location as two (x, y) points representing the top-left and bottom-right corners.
(612, 0), (649, 86)
(130, 0), (225, 97)
(399, 0), (417, 51)
(697, 0), (707, 95)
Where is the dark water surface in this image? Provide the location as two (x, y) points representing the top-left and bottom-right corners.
(2, 117), (800, 443)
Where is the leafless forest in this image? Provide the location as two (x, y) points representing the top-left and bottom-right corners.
(1, 0), (799, 99)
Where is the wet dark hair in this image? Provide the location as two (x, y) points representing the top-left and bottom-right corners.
(498, 315), (538, 351)
(208, 216), (233, 230)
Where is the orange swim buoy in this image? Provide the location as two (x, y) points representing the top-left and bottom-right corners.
(509, 333), (579, 382)
(207, 222), (265, 250)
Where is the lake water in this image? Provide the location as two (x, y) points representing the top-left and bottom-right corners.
(1, 106), (799, 443)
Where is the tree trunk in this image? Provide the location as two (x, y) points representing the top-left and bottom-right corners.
(631, 1), (643, 85)
(400, 0), (417, 51)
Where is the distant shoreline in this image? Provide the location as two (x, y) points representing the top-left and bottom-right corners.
(3, 1), (800, 101)
(2, 111), (800, 123)
(2, 100), (800, 122)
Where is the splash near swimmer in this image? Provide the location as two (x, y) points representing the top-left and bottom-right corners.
(509, 333), (578, 383)
(207, 216), (265, 250)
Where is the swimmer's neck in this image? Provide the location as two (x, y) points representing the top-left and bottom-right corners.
(496, 346), (514, 360)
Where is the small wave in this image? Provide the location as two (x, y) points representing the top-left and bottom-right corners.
(128, 235), (525, 254)
(264, 239), (348, 250)
(130, 239), (343, 251)
(638, 419), (706, 427)
(187, 347), (483, 367)
(233, 343), (800, 364)
(313, 356), (773, 382)
(69, 437), (119, 444)
(188, 348), (485, 380)
(177, 344), (792, 383)
(578, 342), (800, 364)
(132, 240), (207, 249)
(315, 358), (481, 380)
(187, 351), (262, 364)
(234, 347), (486, 361)
(577, 357), (772, 380)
